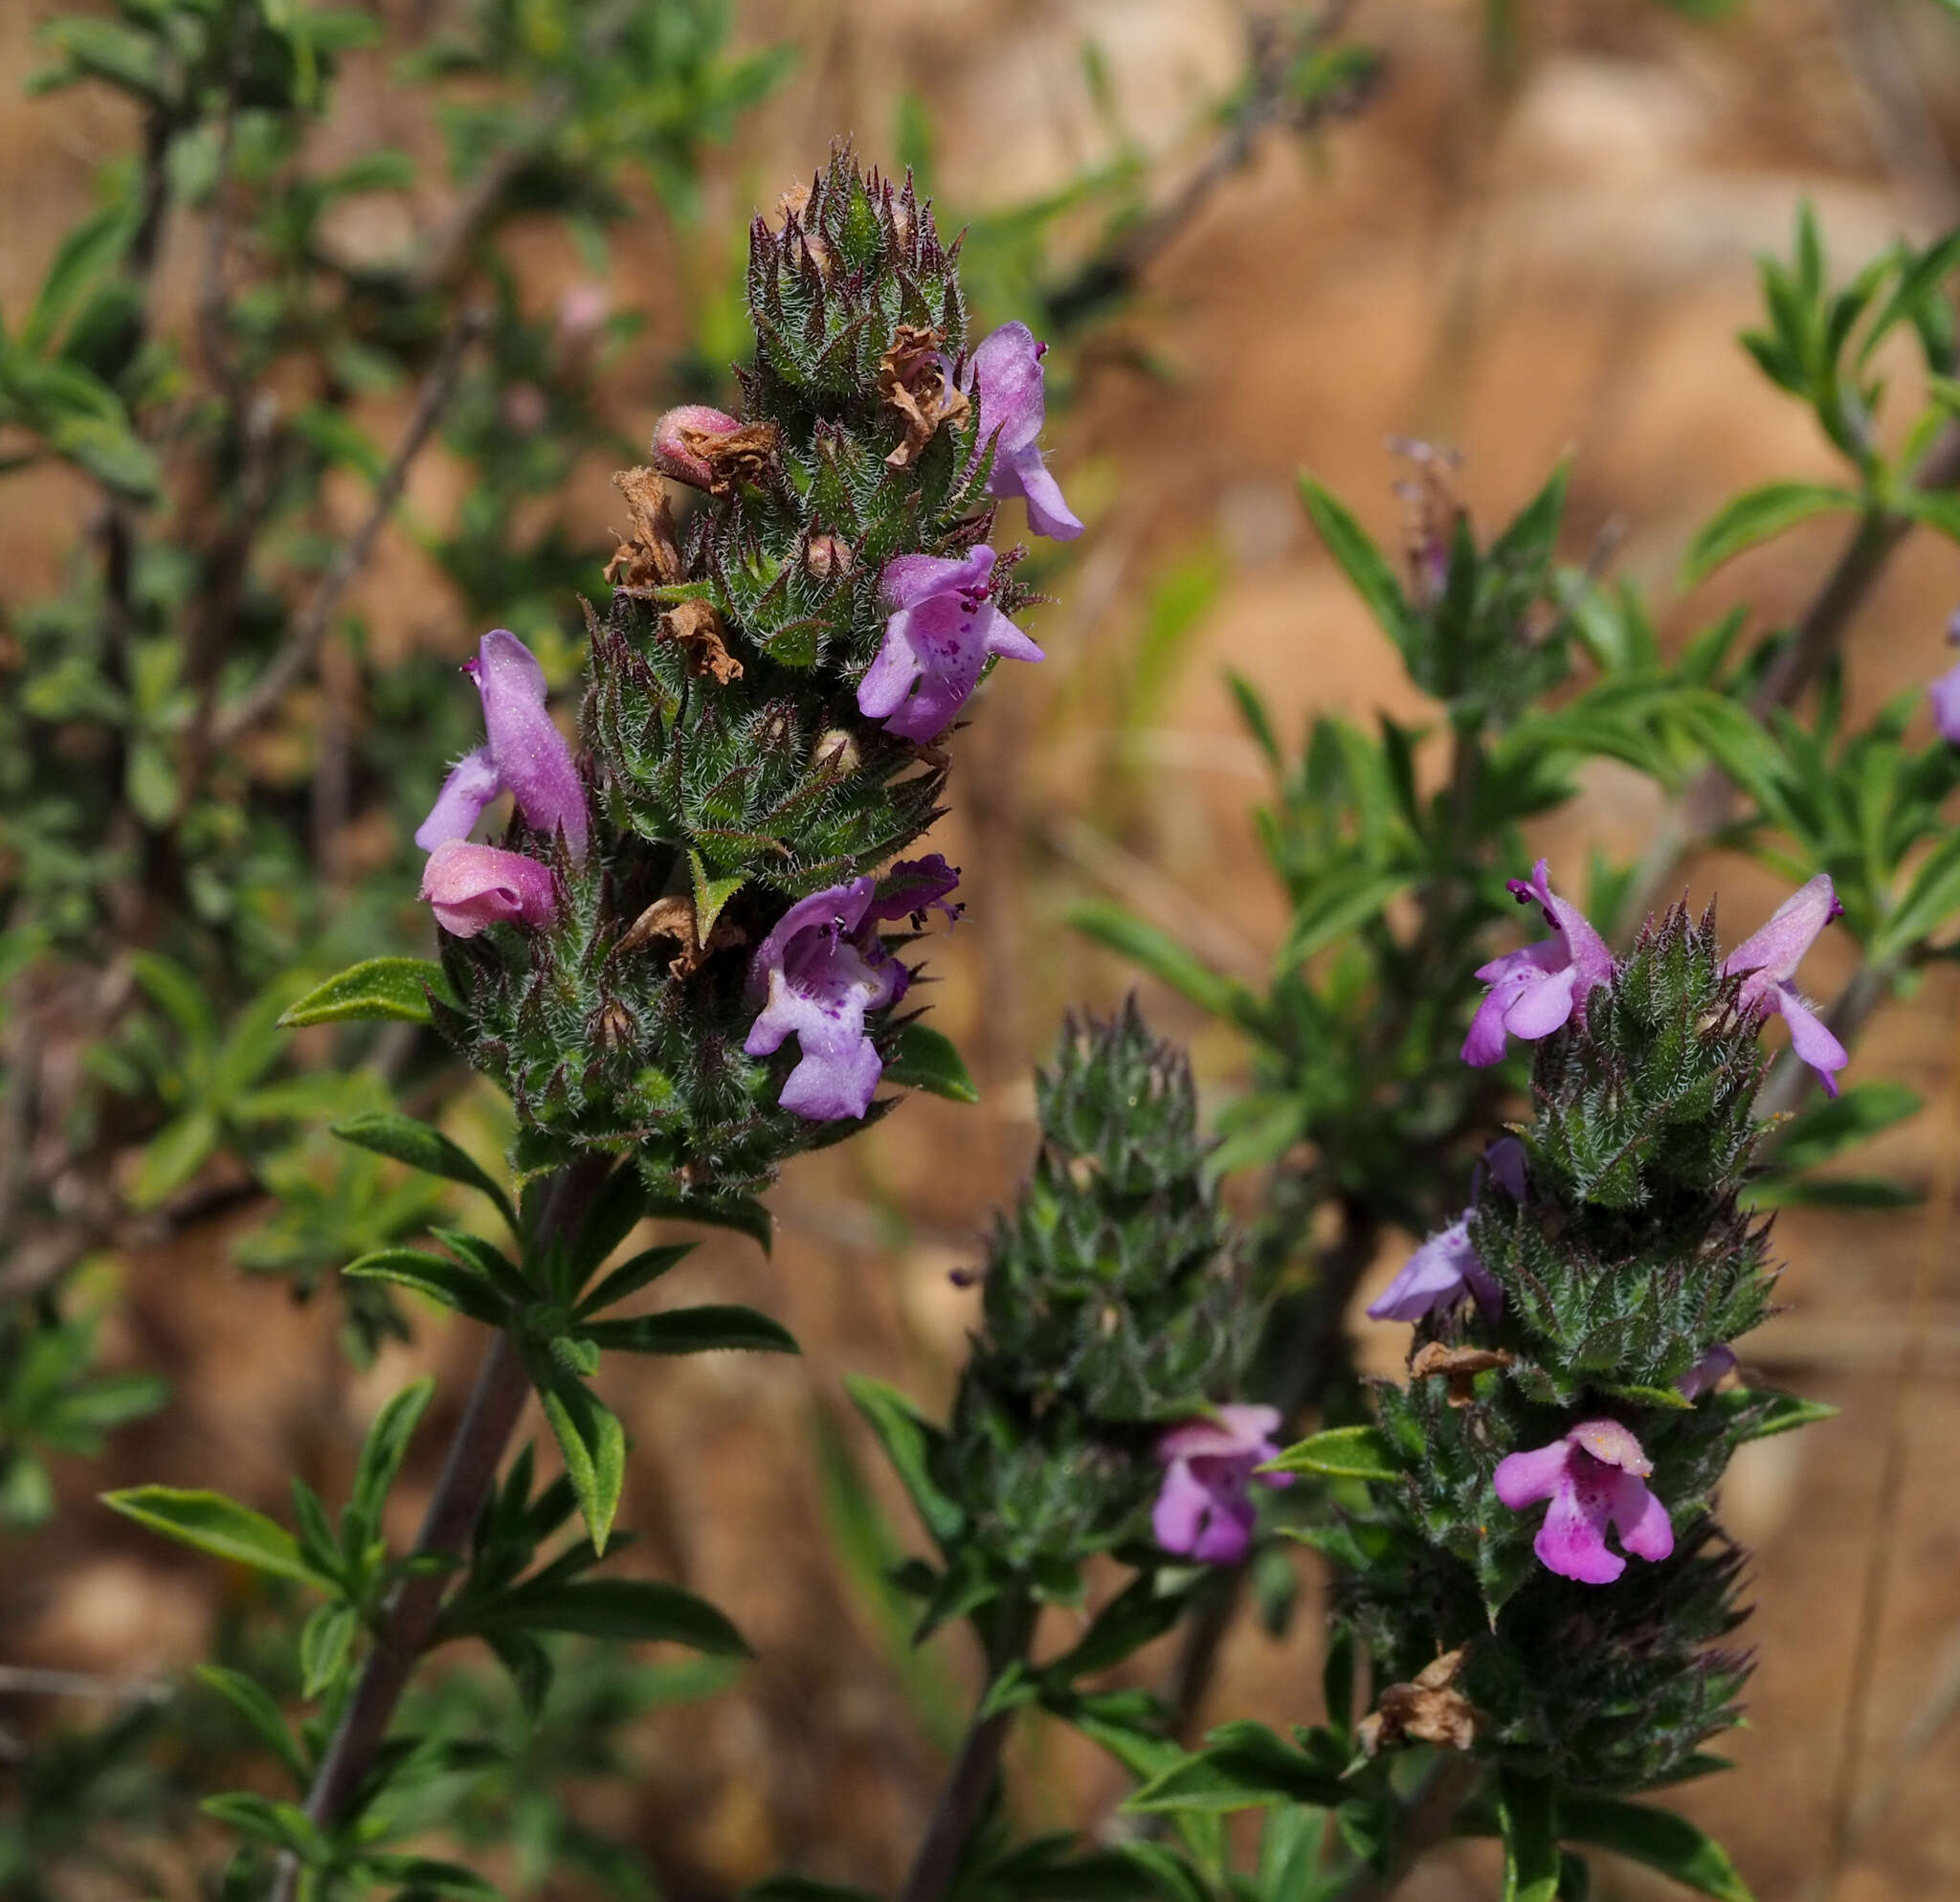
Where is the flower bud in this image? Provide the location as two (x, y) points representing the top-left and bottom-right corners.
(650, 405), (743, 490)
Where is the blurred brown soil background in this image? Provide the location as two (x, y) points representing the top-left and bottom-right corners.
(8, 1), (1960, 1897)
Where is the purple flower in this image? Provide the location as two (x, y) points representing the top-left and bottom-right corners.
(1722, 874), (1848, 1098)
(858, 548), (1043, 743)
(1462, 860), (1615, 1067)
(1152, 1404), (1294, 1566)
(744, 858), (961, 1120)
(419, 839), (560, 938)
(1677, 1344), (1736, 1400)
(959, 322), (1083, 541)
(1368, 1137), (1526, 1322)
(1931, 660), (1960, 744)
(1493, 1420), (1675, 1586)
(416, 630), (588, 861)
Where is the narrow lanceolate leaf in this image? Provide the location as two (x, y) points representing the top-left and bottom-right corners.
(278, 957), (458, 1027)
(579, 1306), (799, 1356)
(1298, 473), (1420, 659)
(640, 1190), (773, 1255)
(349, 1376), (436, 1535)
(193, 1667), (307, 1786)
(475, 1577), (749, 1654)
(535, 1370), (627, 1555)
(1560, 1794), (1755, 1902)
(1068, 901), (1266, 1034)
(1260, 1424), (1401, 1482)
(1680, 481), (1862, 584)
(359, 1857), (501, 1900)
(1499, 1770), (1562, 1902)
(843, 1374), (965, 1549)
(103, 1487), (324, 1587)
(330, 1111), (516, 1228)
(200, 1791), (327, 1860)
(576, 1242), (696, 1316)
(341, 1248), (510, 1327)
(881, 1021), (978, 1102)
(1124, 1722), (1347, 1814)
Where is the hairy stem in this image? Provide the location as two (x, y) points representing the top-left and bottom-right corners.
(896, 1587), (1039, 1902)
(270, 1158), (608, 1900)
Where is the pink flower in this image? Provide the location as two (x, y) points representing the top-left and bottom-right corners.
(958, 322), (1082, 541)
(650, 404), (742, 490)
(419, 839), (560, 938)
(1931, 660), (1960, 744)
(415, 630), (587, 862)
(858, 547), (1043, 743)
(1151, 1404), (1293, 1566)
(1367, 1137), (1526, 1322)
(1462, 861), (1615, 1067)
(1722, 875), (1848, 1097)
(1493, 1420), (1674, 1586)
(744, 859), (962, 1121)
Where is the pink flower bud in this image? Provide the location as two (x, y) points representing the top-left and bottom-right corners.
(419, 839), (559, 938)
(651, 405), (743, 490)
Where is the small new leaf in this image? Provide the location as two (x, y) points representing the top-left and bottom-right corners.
(278, 958), (458, 1027)
(579, 1305), (799, 1356)
(1261, 1425), (1401, 1483)
(881, 1021), (978, 1102)
(103, 1487), (325, 1588)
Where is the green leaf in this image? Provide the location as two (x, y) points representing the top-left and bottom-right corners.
(103, 1487), (323, 1587)
(480, 1577), (748, 1654)
(1125, 1722), (1347, 1814)
(1722, 1387), (1838, 1442)
(130, 1108), (220, 1210)
(1499, 1770), (1562, 1902)
(193, 1667), (306, 1786)
(360, 1856), (501, 1900)
(689, 851), (747, 942)
(1769, 1081), (1922, 1171)
(640, 1190), (773, 1255)
(536, 1370), (626, 1555)
(342, 1248), (510, 1327)
(1276, 867), (1415, 968)
(1873, 830), (1960, 960)
(331, 1112), (515, 1229)
(1069, 901), (1264, 1034)
(579, 1305), (799, 1356)
(1747, 1174), (1921, 1210)
(349, 1376), (436, 1532)
(1681, 482), (1863, 584)
(568, 1163), (650, 1282)
(881, 1021), (978, 1102)
(1561, 1793), (1754, 1901)
(278, 958), (458, 1027)
(1041, 1573), (1189, 1684)
(1297, 474), (1418, 658)
(23, 205), (135, 353)
(1261, 1425), (1401, 1482)
(576, 1243), (695, 1316)
(298, 1602), (357, 1701)
(200, 1791), (326, 1860)
(842, 1374), (965, 1548)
